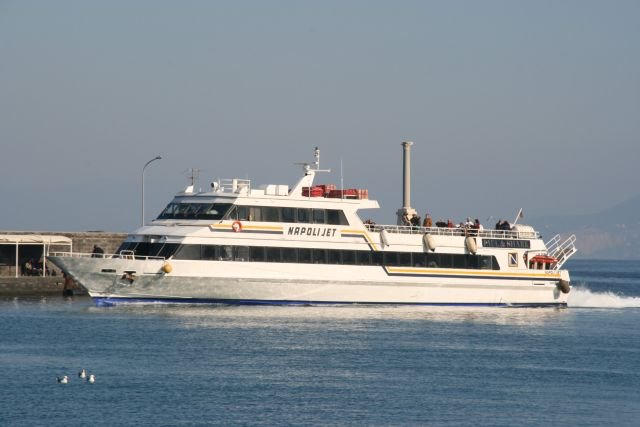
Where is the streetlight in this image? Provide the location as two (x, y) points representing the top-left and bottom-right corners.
(142, 155), (162, 226)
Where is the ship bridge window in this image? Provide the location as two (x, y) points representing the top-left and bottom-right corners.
(327, 210), (348, 226)
(158, 203), (232, 220)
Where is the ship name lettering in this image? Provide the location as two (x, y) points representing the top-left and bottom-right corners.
(287, 226), (337, 238)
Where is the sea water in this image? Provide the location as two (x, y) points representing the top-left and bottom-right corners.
(1, 259), (639, 426)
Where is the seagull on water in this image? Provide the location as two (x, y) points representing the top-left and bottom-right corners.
(87, 374), (96, 384)
(78, 369), (87, 379)
(57, 375), (69, 384)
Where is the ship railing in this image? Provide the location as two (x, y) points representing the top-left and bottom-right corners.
(544, 234), (562, 255)
(50, 251), (165, 262)
(366, 224), (540, 239)
(216, 178), (251, 194)
(549, 234), (577, 270)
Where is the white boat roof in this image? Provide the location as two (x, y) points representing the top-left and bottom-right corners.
(0, 234), (72, 245)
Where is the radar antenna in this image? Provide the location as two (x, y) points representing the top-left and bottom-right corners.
(294, 147), (331, 174)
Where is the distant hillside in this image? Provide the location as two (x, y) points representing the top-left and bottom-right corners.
(531, 194), (640, 260)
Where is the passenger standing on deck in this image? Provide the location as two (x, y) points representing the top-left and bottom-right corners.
(423, 213), (433, 228)
(91, 245), (105, 258)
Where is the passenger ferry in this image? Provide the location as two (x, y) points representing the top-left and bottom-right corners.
(49, 143), (577, 307)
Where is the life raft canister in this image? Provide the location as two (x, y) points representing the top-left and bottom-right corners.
(232, 221), (242, 232)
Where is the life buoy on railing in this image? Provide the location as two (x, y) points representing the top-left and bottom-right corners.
(232, 221), (242, 232)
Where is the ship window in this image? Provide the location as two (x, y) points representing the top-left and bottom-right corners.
(116, 242), (135, 254)
(282, 248), (297, 263)
(398, 252), (412, 267)
(372, 252), (383, 266)
(327, 210), (349, 225)
(157, 243), (179, 259)
(437, 254), (453, 269)
(249, 207), (262, 222)
(219, 246), (233, 261)
(424, 253), (438, 268)
(174, 244), (202, 260)
(282, 207), (296, 223)
(480, 256), (497, 270)
(341, 251), (356, 265)
(234, 246), (250, 261)
(466, 255), (479, 269)
(158, 203), (231, 220)
(266, 247), (281, 262)
(356, 251), (371, 265)
(298, 248), (311, 263)
(158, 203), (179, 218)
(236, 206), (250, 221)
(134, 242), (151, 256)
(201, 245), (217, 260)
(250, 246), (265, 262)
(263, 207), (281, 222)
(312, 209), (326, 224)
(312, 249), (327, 263)
(297, 208), (311, 223)
(327, 249), (341, 264)
(383, 252), (399, 266)
(452, 254), (466, 269)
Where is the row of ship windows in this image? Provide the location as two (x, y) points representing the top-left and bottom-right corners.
(117, 242), (500, 270)
(157, 203), (350, 225)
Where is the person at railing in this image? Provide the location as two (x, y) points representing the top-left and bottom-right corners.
(447, 219), (454, 228)
(422, 213), (433, 228)
(410, 214), (421, 228)
(91, 245), (105, 258)
(401, 212), (411, 226)
(495, 219), (511, 231)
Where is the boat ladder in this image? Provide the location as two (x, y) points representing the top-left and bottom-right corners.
(546, 234), (577, 270)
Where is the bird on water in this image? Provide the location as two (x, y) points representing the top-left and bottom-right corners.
(57, 375), (69, 384)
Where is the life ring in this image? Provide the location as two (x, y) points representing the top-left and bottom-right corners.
(232, 221), (242, 232)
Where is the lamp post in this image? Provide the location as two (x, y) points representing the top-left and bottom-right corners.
(142, 155), (162, 226)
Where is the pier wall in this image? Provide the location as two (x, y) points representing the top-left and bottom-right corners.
(0, 231), (126, 295)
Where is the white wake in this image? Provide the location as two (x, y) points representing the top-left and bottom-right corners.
(568, 286), (640, 308)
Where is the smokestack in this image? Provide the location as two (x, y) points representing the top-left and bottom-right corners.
(401, 141), (413, 208)
(396, 141), (417, 225)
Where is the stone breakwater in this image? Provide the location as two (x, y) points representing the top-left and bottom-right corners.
(0, 231), (126, 296)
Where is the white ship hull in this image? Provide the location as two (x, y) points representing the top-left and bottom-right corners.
(48, 256), (569, 307)
(48, 145), (576, 308)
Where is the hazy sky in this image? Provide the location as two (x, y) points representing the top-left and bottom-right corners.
(1, 1), (638, 232)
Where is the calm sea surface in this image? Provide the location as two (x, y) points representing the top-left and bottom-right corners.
(1, 259), (639, 426)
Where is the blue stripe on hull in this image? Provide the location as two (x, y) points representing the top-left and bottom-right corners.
(93, 297), (567, 308)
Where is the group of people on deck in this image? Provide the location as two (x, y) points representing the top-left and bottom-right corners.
(401, 212), (488, 233)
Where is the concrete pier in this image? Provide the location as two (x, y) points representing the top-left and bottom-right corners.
(0, 230), (126, 296)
